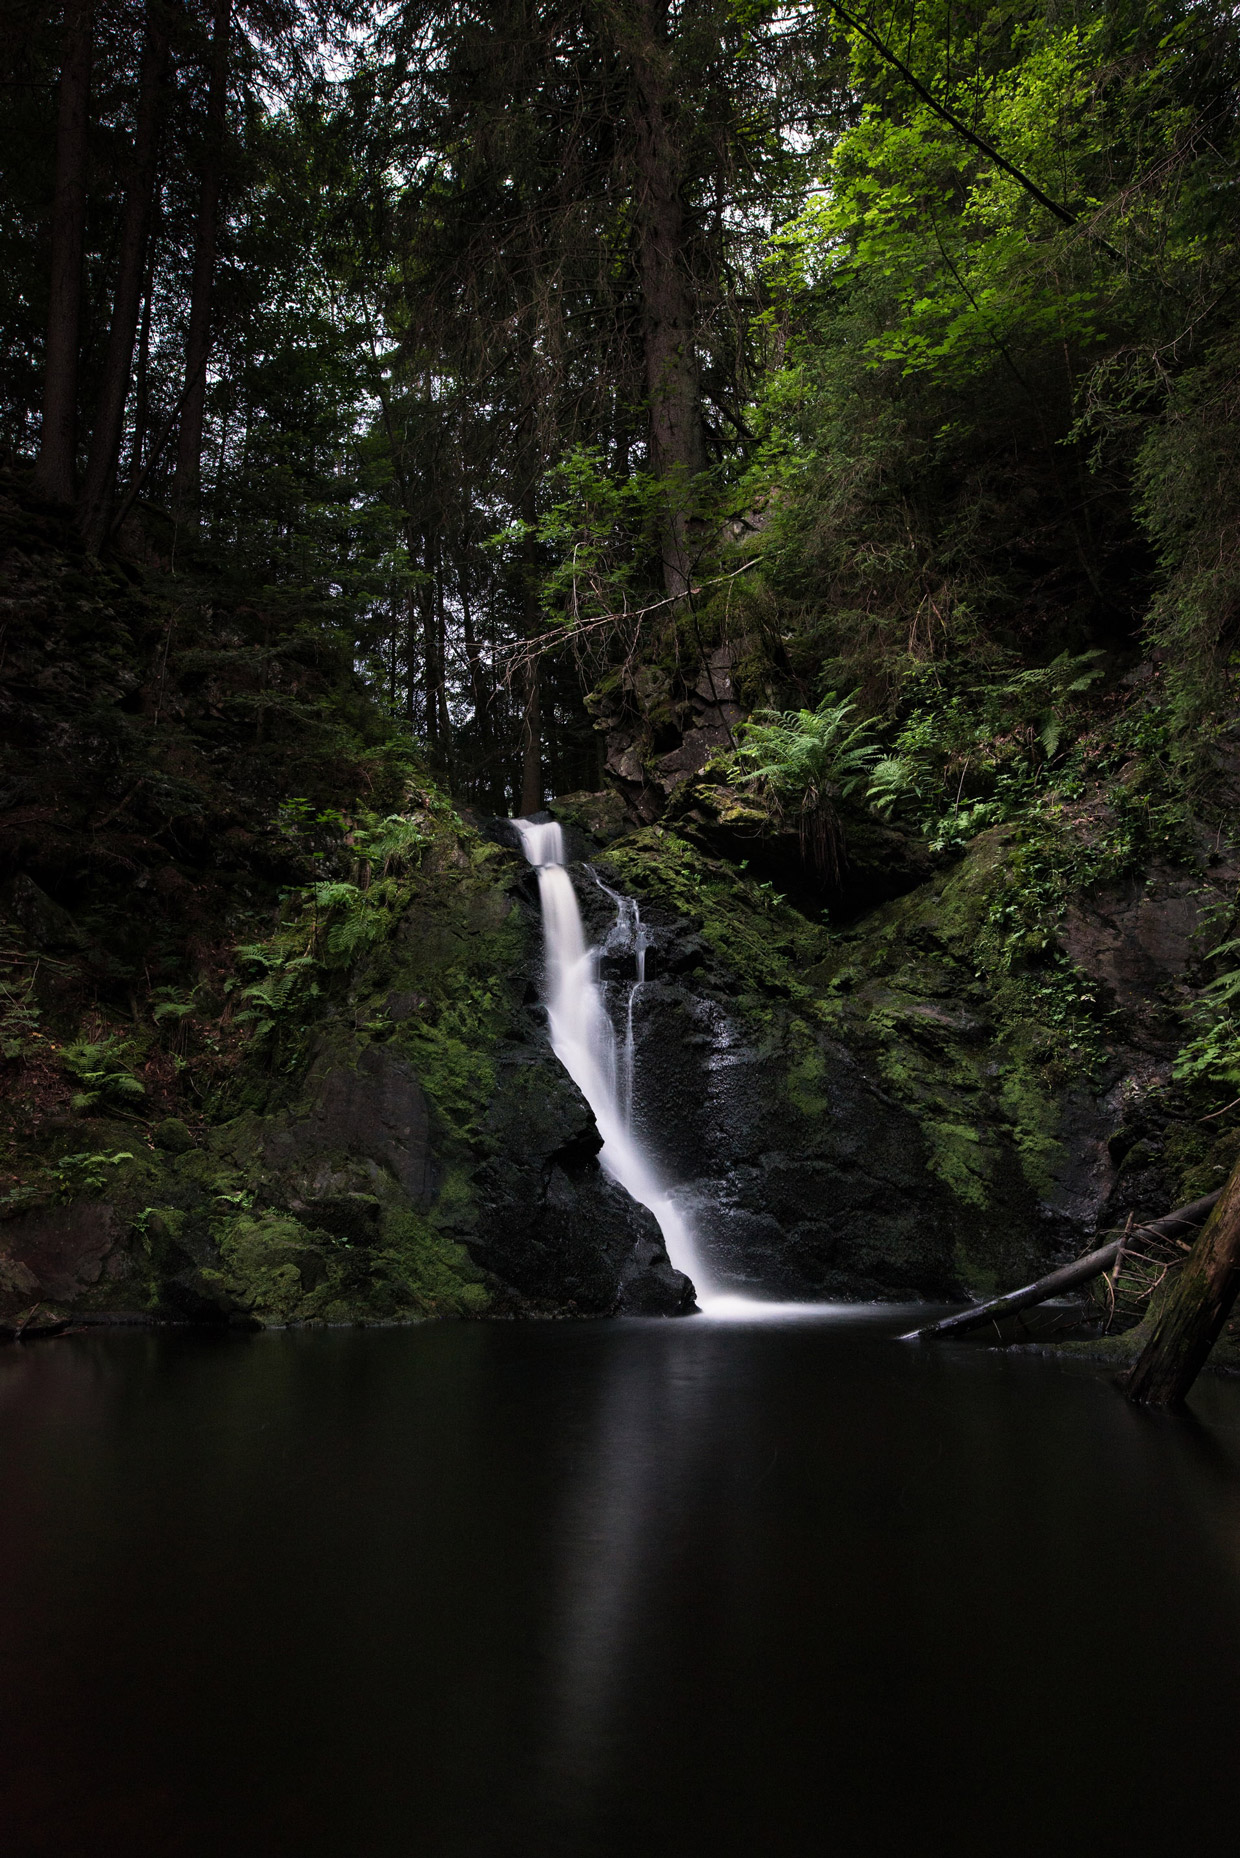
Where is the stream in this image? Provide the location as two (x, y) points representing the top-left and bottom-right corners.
(4, 1316), (1240, 1855)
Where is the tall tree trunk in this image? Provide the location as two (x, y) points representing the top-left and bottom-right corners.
(405, 585), (418, 726)
(173, 0), (231, 524)
(519, 654), (541, 814)
(79, 0), (170, 549)
(422, 531), (440, 747)
(625, 0), (704, 598)
(435, 566), (453, 782)
(128, 228), (157, 485)
(34, 0), (94, 505)
(1123, 1154), (1240, 1406)
(519, 489), (542, 813)
(461, 580), (489, 724)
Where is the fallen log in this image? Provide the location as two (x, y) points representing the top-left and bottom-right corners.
(899, 1191), (1223, 1342)
(1123, 1156), (1240, 1405)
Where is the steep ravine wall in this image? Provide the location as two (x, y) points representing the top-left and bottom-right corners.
(560, 799), (1240, 1302)
(4, 795), (1238, 1329)
(0, 819), (691, 1329)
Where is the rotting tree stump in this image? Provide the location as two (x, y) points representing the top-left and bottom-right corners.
(1123, 1156), (1240, 1406)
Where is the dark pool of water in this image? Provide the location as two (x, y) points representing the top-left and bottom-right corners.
(3, 1309), (1240, 1857)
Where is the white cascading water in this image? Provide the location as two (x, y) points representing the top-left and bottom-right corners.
(514, 818), (717, 1302)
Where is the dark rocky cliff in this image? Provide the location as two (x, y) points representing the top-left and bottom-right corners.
(7, 778), (1239, 1330)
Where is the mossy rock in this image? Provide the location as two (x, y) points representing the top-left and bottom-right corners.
(153, 1117), (195, 1154)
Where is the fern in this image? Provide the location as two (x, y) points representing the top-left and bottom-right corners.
(867, 754), (922, 818)
(735, 695), (878, 803)
(61, 1036), (146, 1113)
(236, 954), (320, 1041)
(358, 814), (430, 875)
(1173, 939), (1240, 1092)
(732, 695), (878, 878)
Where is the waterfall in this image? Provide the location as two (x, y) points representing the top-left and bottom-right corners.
(589, 866), (648, 1129)
(514, 818), (716, 1302)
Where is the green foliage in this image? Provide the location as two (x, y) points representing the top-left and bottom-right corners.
(208, 1201), (490, 1326)
(1173, 940), (1240, 1091)
(532, 448), (676, 624)
(1135, 335), (1240, 755)
(743, 0), (1240, 761)
(60, 1038), (146, 1115)
(354, 813), (431, 876)
(234, 951), (322, 1046)
(864, 651), (1105, 847)
(0, 962), (40, 1061)
(729, 694), (878, 876)
(49, 1150), (136, 1196)
(734, 694), (877, 803)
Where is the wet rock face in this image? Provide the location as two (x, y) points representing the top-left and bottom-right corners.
(466, 1041), (696, 1316)
(570, 836), (1143, 1302)
(565, 863), (970, 1299)
(0, 1202), (120, 1304)
(1059, 862), (1227, 1019)
(262, 1044), (441, 1205)
(628, 980), (963, 1299)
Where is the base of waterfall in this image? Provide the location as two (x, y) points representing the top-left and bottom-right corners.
(696, 1294), (863, 1320)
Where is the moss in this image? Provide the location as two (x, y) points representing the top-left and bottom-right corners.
(599, 816), (1113, 1257)
(153, 1117), (194, 1153)
(549, 790), (630, 842)
(785, 1036), (829, 1117)
(1159, 1120), (1240, 1202)
(921, 1118), (990, 1208)
(378, 1208), (491, 1316)
(951, 1240), (998, 1299)
(601, 826), (830, 1005)
(210, 1204), (490, 1326)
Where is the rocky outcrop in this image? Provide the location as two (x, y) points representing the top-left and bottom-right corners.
(0, 828), (693, 1329)
(466, 1047), (694, 1314)
(571, 809), (1240, 1302)
(0, 1201), (120, 1305)
(589, 642), (745, 823)
(581, 640), (943, 919)
(262, 1044), (441, 1205)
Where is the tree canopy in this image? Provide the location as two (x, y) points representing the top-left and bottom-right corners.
(3, 0), (1239, 805)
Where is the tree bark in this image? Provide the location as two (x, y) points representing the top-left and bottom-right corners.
(34, 0), (95, 504)
(405, 583), (419, 728)
(79, 0), (171, 549)
(128, 228), (157, 485)
(421, 530), (440, 747)
(1123, 1158), (1240, 1405)
(519, 654), (542, 814)
(435, 556), (454, 779)
(461, 580), (488, 730)
(901, 1194), (1222, 1341)
(519, 486), (542, 813)
(624, 0), (705, 598)
(173, 0), (231, 523)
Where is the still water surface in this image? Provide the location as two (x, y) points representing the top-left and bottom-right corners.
(3, 1309), (1240, 1856)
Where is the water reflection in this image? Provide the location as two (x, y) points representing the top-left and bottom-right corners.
(5, 1320), (1240, 1856)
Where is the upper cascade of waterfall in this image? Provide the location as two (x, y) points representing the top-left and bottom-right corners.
(513, 816), (716, 1304)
